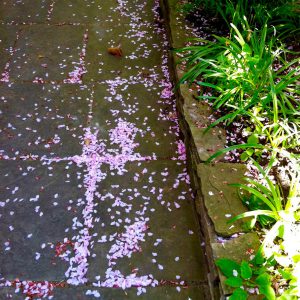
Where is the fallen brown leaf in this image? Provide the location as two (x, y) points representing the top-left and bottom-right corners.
(107, 46), (123, 57)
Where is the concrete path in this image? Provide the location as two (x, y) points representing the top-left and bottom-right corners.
(0, 1), (209, 299)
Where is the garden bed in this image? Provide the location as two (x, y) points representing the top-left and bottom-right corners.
(160, 0), (300, 299)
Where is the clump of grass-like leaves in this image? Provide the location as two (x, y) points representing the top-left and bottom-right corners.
(177, 1), (300, 298)
(180, 0), (300, 39)
(176, 18), (300, 127)
(227, 160), (300, 298)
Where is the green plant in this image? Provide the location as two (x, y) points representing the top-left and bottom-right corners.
(205, 110), (300, 165)
(178, 2), (300, 298)
(229, 160), (300, 228)
(226, 163), (300, 298)
(224, 0), (300, 38)
(216, 255), (300, 299)
(216, 161), (300, 299)
(178, 0), (206, 14)
(246, 118), (300, 156)
(179, 0), (300, 38)
(176, 19), (300, 127)
(278, 262), (300, 298)
(216, 257), (277, 299)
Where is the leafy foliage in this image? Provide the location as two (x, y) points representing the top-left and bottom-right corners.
(176, 19), (300, 129)
(229, 160), (300, 227)
(216, 258), (277, 300)
(177, 0), (300, 298)
(226, 162), (300, 298)
(180, 0), (300, 38)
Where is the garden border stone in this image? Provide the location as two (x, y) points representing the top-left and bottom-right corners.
(160, 0), (261, 298)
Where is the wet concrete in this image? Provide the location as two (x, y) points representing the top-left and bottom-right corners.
(0, 0), (209, 299)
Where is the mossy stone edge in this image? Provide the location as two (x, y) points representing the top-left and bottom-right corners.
(160, 0), (261, 298)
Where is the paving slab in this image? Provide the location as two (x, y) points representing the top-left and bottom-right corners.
(180, 84), (226, 162)
(197, 163), (248, 236)
(0, 83), (89, 157)
(9, 25), (86, 81)
(88, 161), (206, 282)
(0, 0), (51, 24)
(91, 83), (178, 158)
(80, 0), (166, 82)
(0, 25), (19, 73)
(0, 285), (211, 300)
(0, 160), (85, 281)
(0, 0), (210, 299)
(50, 1), (124, 25)
(85, 22), (165, 82)
(166, 0), (191, 49)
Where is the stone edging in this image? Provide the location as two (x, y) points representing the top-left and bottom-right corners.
(160, 0), (261, 298)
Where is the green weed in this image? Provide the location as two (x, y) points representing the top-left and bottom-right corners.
(176, 20), (300, 128)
